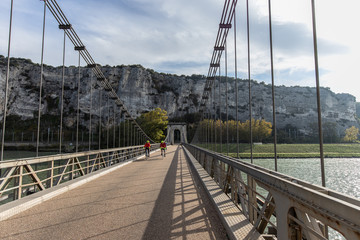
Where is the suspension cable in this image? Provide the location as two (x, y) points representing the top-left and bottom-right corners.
(89, 70), (93, 151)
(119, 108), (121, 146)
(268, 0), (278, 171)
(219, 60), (222, 153)
(36, 1), (47, 157)
(193, 0), (237, 147)
(208, 110), (211, 150)
(46, 0), (154, 143)
(130, 120), (132, 147)
(234, 7), (239, 159)
(113, 102), (116, 148)
(199, 0), (238, 115)
(59, 29), (67, 153)
(213, 80), (216, 152)
(123, 113), (126, 147)
(98, 90), (102, 150)
(246, 0), (253, 163)
(1, 0), (14, 163)
(76, 51), (81, 152)
(107, 96), (110, 149)
(225, 41), (229, 156)
(128, 117), (130, 146)
(311, 0), (326, 187)
(205, 111), (208, 149)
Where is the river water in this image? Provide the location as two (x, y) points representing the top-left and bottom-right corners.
(241, 158), (360, 239)
(241, 158), (360, 199)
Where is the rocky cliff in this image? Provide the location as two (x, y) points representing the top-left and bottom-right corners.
(0, 56), (358, 135)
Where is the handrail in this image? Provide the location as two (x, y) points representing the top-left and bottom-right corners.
(0, 144), (160, 205)
(183, 143), (360, 240)
(0, 145), (150, 168)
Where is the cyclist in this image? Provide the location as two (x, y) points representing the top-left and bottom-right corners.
(144, 140), (151, 157)
(160, 140), (167, 157)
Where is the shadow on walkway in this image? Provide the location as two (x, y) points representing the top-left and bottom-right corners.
(142, 145), (228, 239)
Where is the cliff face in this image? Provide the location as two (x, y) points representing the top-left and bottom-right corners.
(0, 56), (358, 134)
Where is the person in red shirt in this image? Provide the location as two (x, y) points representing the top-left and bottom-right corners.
(160, 141), (167, 157)
(144, 140), (151, 157)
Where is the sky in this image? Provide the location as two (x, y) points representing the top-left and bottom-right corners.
(0, 0), (359, 100)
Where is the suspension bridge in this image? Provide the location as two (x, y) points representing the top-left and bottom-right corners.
(0, 0), (360, 239)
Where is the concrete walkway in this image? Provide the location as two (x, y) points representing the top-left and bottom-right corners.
(0, 145), (228, 240)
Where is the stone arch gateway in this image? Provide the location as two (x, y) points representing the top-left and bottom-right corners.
(166, 122), (187, 144)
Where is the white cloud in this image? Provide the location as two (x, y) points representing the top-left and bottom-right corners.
(229, 0), (360, 100)
(0, 0), (359, 100)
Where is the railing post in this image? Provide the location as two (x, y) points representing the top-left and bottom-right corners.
(210, 156), (215, 178)
(13, 167), (19, 200)
(202, 153), (207, 170)
(219, 161), (225, 189)
(216, 158), (221, 185)
(18, 166), (23, 200)
(86, 155), (89, 174)
(247, 175), (257, 224)
(235, 169), (248, 217)
(207, 155), (213, 174)
(271, 191), (292, 240)
(197, 150), (201, 164)
(230, 167), (236, 201)
(70, 158), (74, 180)
(50, 160), (54, 188)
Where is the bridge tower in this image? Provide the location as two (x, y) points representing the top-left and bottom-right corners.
(166, 122), (187, 144)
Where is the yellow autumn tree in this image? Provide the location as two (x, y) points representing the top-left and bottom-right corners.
(343, 126), (359, 142)
(256, 119), (272, 142)
(137, 108), (168, 142)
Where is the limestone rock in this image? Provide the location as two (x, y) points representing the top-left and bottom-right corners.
(0, 56), (358, 135)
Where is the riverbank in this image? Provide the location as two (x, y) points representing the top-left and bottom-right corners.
(196, 143), (360, 158)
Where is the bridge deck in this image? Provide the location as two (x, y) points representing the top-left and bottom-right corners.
(0, 145), (228, 239)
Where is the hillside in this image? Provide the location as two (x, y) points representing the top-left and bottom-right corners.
(0, 56), (358, 137)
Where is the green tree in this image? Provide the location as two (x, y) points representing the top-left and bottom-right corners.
(323, 122), (339, 143)
(343, 126), (359, 142)
(137, 108), (168, 142)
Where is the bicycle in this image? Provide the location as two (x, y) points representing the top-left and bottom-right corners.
(161, 148), (166, 158)
(145, 147), (150, 159)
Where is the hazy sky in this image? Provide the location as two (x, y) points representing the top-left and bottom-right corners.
(0, 0), (359, 100)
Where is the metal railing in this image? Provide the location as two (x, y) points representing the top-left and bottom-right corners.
(0, 144), (159, 205)
(183, 144), (360, 240)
